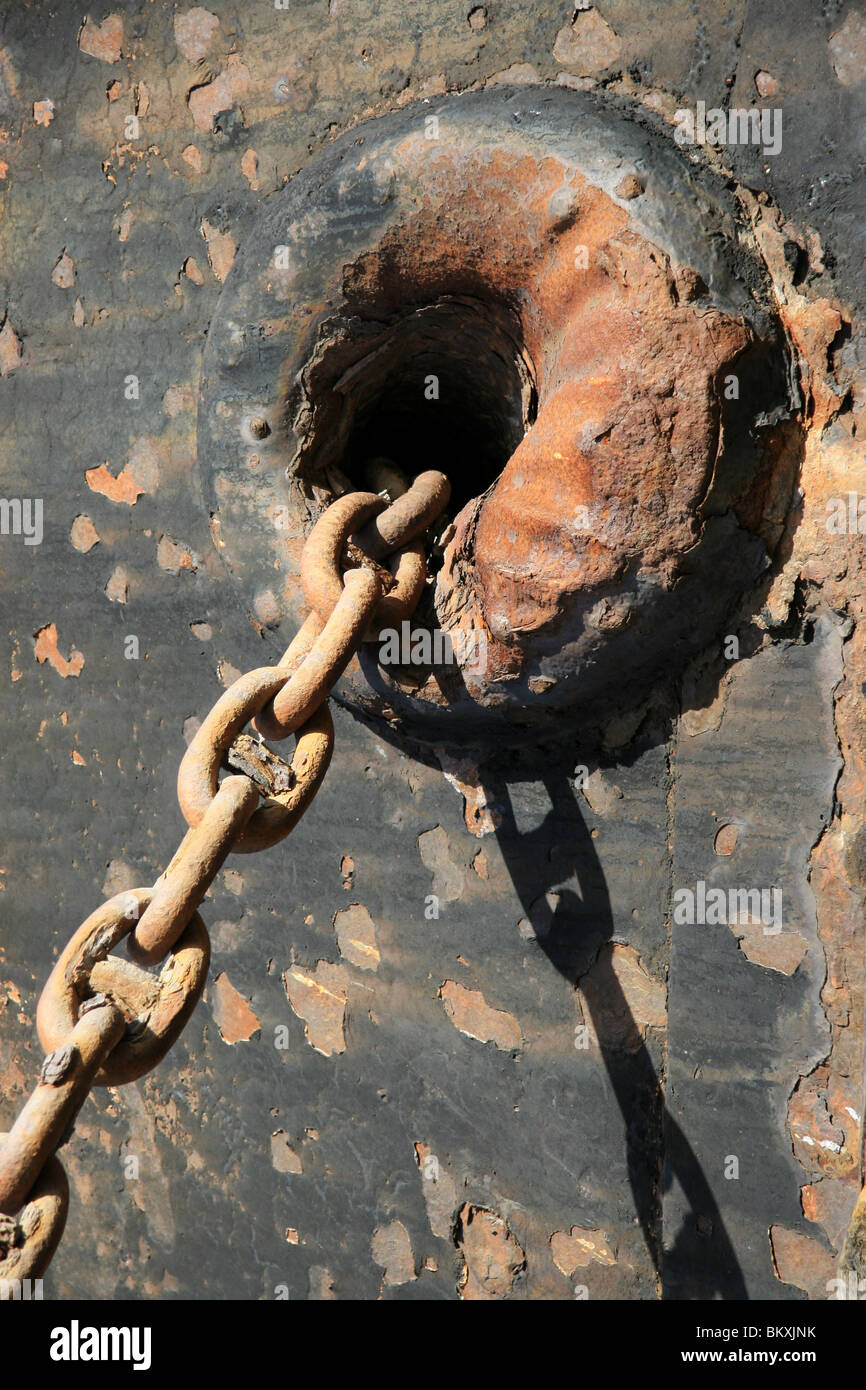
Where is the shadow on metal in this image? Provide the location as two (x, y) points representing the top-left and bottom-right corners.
(491, 767), (748, 1300)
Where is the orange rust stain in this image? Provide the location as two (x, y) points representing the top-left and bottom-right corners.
(371, 1220), (416, 1286)
(333, 903), (380, 971)
(456, 1205), (525, 1300)
(157, 535), (199, 573)
(85, 462), (144, 505)
(241, 147), (259, 190)
(188, 54), (249, 133)
(70, 514), (99, 552)
(769, 1225), (836, 1298)
(439, 979), (521, 1051)
(200, 218), (236, 282)
(182, 144), (204, 172)
(174, 7), (220, 63)
(550, 1225), (616, 1275)
(0, 316), (22, 375)
(77, 14), (123, 64)
(51, 251), (75, 288)
(283, 961), (348, 1056)
(33, 99), (55, 126)
(270, 1131), (303, 1174)
(34, 624), (84, 678)
(211, 971), (260, 1044)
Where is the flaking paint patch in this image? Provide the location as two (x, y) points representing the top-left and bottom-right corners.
(85, 462), (144, 505)
(769, 1224), (836, 1298)
(550, 1224), (616, 1275)
(188, 56), (249, 134)
(157, 535), (199, 573)
(211, 971), (260, 1044)
(104, 565), (129, 604)
(70, 515), (99, 552)
(576, 942), (666, 1053)
(34, 623), (84, 678)
(283, 961), (348, 1055)
(413, 1142), (458, 1238)
(439, 979), (522, 1052)
(456, 1204), (525, 1300)
(174, 7), (221, 64)
(51, 251), (75, 289)
(333, 902), (380, 971)
(77, 14), (123, 64)
(0, 316), (22, 375)
(270, 1130), (303, 1174)
(729, 921), (808, 976)
(371, 1219), (416, 1285)
(200, 218), (236, 283)
(418, 825), (464, 902)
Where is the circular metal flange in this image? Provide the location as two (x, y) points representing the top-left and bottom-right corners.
(199, 85), (799, 746)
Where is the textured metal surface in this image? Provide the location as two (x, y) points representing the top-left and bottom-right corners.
(199, 83), (795, 743)
(0, 0), (864, 1302)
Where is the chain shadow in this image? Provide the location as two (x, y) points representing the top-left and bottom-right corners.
(489, 764), (748, 1300)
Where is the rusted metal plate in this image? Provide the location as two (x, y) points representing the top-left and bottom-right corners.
(199, 83), (796, 744)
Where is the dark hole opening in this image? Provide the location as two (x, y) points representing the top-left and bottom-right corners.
(296, 296), (536, 521)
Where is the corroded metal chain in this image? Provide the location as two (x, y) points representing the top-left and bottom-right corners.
(0, 469), (450, 1295)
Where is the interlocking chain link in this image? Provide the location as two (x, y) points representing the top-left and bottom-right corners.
(0, 468), (450, 1295)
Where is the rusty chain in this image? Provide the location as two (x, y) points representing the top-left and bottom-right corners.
(0, 468), (450, 1296)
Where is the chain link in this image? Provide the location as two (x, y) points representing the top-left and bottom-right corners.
(0, 468), (450, 1295)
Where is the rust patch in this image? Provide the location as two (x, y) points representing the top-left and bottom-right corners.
(333, 903), (380, 972)
(77, 14), (123, 64)
(104, 566), (128, 604)
(371, 1219), (416, 1285)
(729, 922), (808, 976)
(418, 826), (464, 902)
(34, 624), (84, 678)
(435, 750), (501, 836)
(270, 1130), (303, 1175)
(211, 971), (260, 1044)
(69, 515), (99, 552)
(769, 1225), (836, 1299)
(51, 251), (75, 289)
(553, 9), (621, 73)
(439, 979), (521, 1052)
(85, 462), (143, 505)
(33, 99), (54, 126)
(413, 1142), (458, 1239)
(157, 535), (199, 573)
(550, 1224), (616, 1275)
(576, 943), (666, 1053)
(283, 961), (348, 1056)
(456, 1204), (525, 1300)
(200, 218), (236, 283)
(173, 7), (220, 64)
(0, 315), (22, 375)
(188, 55), (249, 134)
(801, 1178), (859, 1250)
(241, 148), (259, 190)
